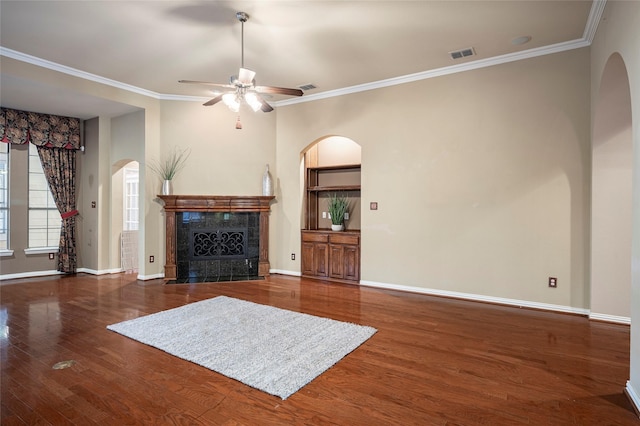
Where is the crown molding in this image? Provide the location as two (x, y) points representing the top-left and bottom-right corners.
(274, 38), (591, 108)
(1, 0), (606, 108)
(583, 0), (607, 42)
(0, 46), (162, 99)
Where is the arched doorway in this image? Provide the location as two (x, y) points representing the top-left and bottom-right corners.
(111, 159), (140, 273)
(590, 53), (633, 322)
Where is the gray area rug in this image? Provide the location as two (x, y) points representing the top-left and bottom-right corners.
(107, 296), (376, 399)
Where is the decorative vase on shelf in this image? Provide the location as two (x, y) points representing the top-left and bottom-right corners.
(331, 224), (344, 232)
(162, 180), (173, 195)
(262, 164), (273, 196)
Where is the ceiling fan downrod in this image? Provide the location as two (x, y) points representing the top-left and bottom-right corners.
(236, 11), (249, 69)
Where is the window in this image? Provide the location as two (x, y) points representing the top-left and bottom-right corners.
(0, 143), (8, 250)
(123, 166), (139, 231)
(28, 144), (61, 248)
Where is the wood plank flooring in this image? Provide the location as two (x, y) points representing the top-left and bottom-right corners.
(1, 273), (637, 425)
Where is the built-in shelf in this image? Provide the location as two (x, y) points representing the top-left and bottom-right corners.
(307, 185), (361, 192)
(303, 163), (361, 283)
(305, 164), (361, 231)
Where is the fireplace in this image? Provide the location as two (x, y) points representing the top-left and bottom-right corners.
(159, 195), (274, 283)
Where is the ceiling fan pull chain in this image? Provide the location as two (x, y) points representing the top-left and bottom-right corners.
(235, 115), (243, 130)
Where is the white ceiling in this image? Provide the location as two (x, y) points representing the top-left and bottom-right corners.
(0, 1), (599, 119)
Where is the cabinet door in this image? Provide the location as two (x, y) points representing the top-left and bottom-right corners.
(329, 244), (344, 279)
(343, 245), (360, 281)
(301, 242), (316, 276)
(314, 243), (329, 277)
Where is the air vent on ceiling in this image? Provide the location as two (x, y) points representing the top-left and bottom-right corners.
(298, 83), (317, 91)
(449, 47), (475, 60)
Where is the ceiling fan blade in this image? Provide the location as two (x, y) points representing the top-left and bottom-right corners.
(179, 80), (235, 90)
(255, 86), (303, 97)
(238, 68), (256, 85)
(257, 95), (274, 113)
(203, 94), (225, 107)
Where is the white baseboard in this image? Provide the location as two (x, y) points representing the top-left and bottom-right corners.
(137, 272), (164, 281)
(626, 381), (640, 418)
(359, 279), (591, 316)
(589, 312), (631, 325)
(77, 267), (123, 275)
(0, 269), (63, 282)
(270, 269), (301, 277)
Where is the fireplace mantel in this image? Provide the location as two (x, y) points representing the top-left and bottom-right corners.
(159, 195), (275, 281)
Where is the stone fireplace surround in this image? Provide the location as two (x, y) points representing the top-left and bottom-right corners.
(159, 195), (275, 283)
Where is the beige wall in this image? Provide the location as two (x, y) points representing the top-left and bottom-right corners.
(277, 48), (590, 308)
(590, 0), (640, 409)
(591, 53), (632, 319)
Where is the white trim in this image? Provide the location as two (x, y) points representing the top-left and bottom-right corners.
(358, 279), (590, 316)
(274, 39), (590, 108)
(583, 0), (607, 42)
(0, 1), (607, 110)
(76, 267), (123, 276)
(24, 247), (58, 255)
(0, 47), (162, 99)
(0, 269), (63, 282)
(589, 312), (631, 325)
(136, 272), (164, 281)
(0, 249), (14, 257)
(626, 381), (640, 418)
(270, 269), (301, 277)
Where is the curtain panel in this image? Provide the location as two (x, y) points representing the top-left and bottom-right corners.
(1, 106), (80, 273)
(0, 107), (81, 149)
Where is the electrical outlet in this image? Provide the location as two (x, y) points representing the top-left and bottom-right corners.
(322, 211), (326, 219)
(344, 212), (349, 220)
(48, 253), (55, 260)
(549, 277), (557, 288)
(149, 255), (155, 263)
(291, 253), (295, 260)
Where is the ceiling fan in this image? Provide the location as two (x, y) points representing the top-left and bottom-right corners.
(179, 11), (303, 113)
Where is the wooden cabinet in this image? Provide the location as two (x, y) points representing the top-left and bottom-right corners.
(301, 232), (329, 277)
(302, 231), (360, 283)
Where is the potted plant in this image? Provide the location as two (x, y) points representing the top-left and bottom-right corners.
(328, 193), (349, 231)
(148, 147), (191, 195)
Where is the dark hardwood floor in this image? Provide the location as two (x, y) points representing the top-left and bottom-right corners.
(1, 273), (637, 425)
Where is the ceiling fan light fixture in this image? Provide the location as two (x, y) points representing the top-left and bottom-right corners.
(245, 93), (262, 112)
(222, 93), (240, 112)
(238, 68), (256, 85)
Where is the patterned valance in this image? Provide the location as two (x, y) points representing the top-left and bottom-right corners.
(0, 107), (81, 150)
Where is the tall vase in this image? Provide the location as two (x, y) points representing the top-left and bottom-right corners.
(162, 179), (173, 195)
(262, 164), (273, 196)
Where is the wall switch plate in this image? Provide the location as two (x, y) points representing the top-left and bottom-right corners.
(322, 211), (326, 219)
(370, 202), (378, 210)
(344, 212), (349, 220)
(149, 255), (155, 263)
(291, 253), (295, 260)
(49, 253), (55, 260)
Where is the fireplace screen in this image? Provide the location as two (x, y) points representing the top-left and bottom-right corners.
(190, 229), (247, 260)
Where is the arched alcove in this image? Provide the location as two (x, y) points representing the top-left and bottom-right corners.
(299, 136), (363, 283)
(591, 53), (633, 321)
(301, 136), (362, 230)
(111, 159), (140, 273)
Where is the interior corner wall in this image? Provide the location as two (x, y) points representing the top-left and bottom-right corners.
(590, 53), (632, 319)
(77, 117), (100, 272)
(275, 48), (591, 309)
(590, 0), (640, 411)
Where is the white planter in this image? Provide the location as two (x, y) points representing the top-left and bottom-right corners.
(331, 224), (344, 231)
